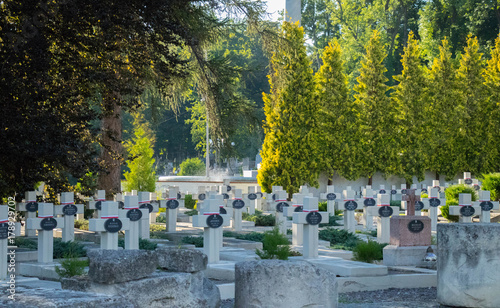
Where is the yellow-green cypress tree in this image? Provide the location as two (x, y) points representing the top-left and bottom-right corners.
(257, 21), (320, 195)
(392, 32), (428, 183)
(427, 38), (461, 180)
(456, 35), (486, 175)
(315, 40), (358, 181)
(352, 30), (393, 183)
(482, 35), (500, 171)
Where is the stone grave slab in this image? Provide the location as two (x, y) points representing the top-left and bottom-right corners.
(289, 255), (388, 277)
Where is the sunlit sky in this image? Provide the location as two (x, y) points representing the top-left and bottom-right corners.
(264, 0), (285, 21)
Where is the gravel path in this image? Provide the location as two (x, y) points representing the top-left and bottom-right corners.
(221, 287), (441, 307)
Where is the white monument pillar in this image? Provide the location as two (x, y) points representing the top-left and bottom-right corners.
(293, 197), (328, 259)
(160, 187), (181, 232)
(88, 190), (106, 218)
(247, 186), (261, 215)
(231, 189), (246, 231)
(192, 199), (230, 263)
(16, 191), (38, 237)
(138, 192), (158, 239)
(320, 185), (341, 216)
(360, 187), (376, 230)
(275, 190), (290, 236)
(54, 192), (84, 242)
(122, 195), (148, 250)
(26, 203), (64, 263)
(342, 189), (358, 233)
(286, 192), (303, 245)
(421, 187), (446, 231)
(367, 194), (398, 244)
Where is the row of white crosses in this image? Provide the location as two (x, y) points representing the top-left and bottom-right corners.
(449, 192), (499, 223)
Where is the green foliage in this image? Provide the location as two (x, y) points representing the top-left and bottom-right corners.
(319, 215), (342, 227)
(390, 200), (402, 209)
(124, 112), (156, 192)
(318, 201), (327, 212)
(258, 21), (321, 194)
(441, 184), (479, 222)
(14, 237), (38, 250)
(352, 240), (386, 263)
(356, 229), (378, 237)
(156, 215), (166, 223)
(481, 173), (500, 201)
(242, 211), (275, 226)
(319, 227), (360, 251)
(223, 231), (265, 243)
(184, 194), (197, 209)
(150, 232), (170, 240)
(149, 224), (166, 232)
(55, 253), (88, 279)
(255, 227), (291, 260)
(178, 158), (205, 176)
(185, 209), (198, 216)
(118, 238), (158, 250)
(181, 236), (204, 247)
(53, 239), (87, 259)
(74, 219), (89, 231)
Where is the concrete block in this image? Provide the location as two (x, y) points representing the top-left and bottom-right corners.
(383, 245), (436, 266)
(290, 256), (388, 277)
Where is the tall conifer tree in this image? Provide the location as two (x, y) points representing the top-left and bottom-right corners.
(392, 32), (428, 183)
(352, 30), (393, 184)
(427, 38), (461, 180)
(315, 41), (358, 181)
(456, 35), (486, 175)
(258, 22), (320, 195)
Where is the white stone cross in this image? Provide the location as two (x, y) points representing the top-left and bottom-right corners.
(54, 192), (84, 242)
(122, 195), (148, 250)
(27, 203), (64, 263)
(449, 194), (481, 223)
(16, 191), (39, 237)
(169, 185), (185, 208)
(88, 190), (106, 218)
(378, 185), (387, 195)
(472, 190), (499, 223)
(421, 188), (446, 231)
(114, 193), (124, 209)
(230, 189), (246, 231)
(138, 192), (158, 239)
(246, 186), (262, 215)
(194, 186), (209, 213)
(89, 201), (130, 249)
(0, 205), (9, 280)
(274, 190), (290, 235)
(360, 187), (376, 230)
(367, 194), (398, 243)
(320, 185), (341, 216)
(293, 197), (328, 259)
(472, 179), (481, 191)
(397, 184), (407, 196)
(209, 194), (227, 249)
(218, 184), (232, 207)
(192, 198), (230, 263)
(268, 186), (283, 210)
(458, 172), (473, 186)
(149, 192), (160, 224)
(285, 192), (306, 245)
(342, 189), (358, 233)
(253, 186), (265, 211)
(160, 187), (181, 232)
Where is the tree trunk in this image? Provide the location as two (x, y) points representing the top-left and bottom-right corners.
(97, 102), (123, 199)
(435, 171), (440, 181)
(328, 173), (333, 185)
(368, 176), (372, 186)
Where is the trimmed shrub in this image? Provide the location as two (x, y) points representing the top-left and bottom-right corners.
(223, 231), (265, 243)
(53, 239), (86, 259)
(256, 227), (291, 260)
(185, 209), (198, 216)
(318, 201), (327, 212)
(178, 158), (205, 176)
(352, 240), (386, 263)
(118, 238), (158, 250)
(319, 227), (359, 251)
(184, 194), (197, 209)
(242, 211), (275, 226)
(14, 237), (38, 250)
(149, 224), (166, 232)
(319, 215), (342, 227)
(181, 236), (204, 247)
(481, 173), (500, 201)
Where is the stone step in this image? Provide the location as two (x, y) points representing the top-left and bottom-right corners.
(203, 261), (236, 281)
(289, 256), (388, 277)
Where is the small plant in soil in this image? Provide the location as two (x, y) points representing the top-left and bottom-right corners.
(55, 252), (88, 279)
(256, 227), (291, 260)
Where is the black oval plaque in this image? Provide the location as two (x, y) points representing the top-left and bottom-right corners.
(379, 189), (386, 194)
(391, 190), (397, 195)
(104, 218), (122, 233)
(95, 201), (102, 211)
(166, 199), (179, 209)
(306, 212), (323, 225)
(257, 192), (263, 198)
(0, 223), (9, 240)
(460, 205), (475, 217)
(248, 193), (257, 200)
(326, 193), (337, 201)
(206, 214), (223, 228)
(232, 199), (245, 209)
(464, 179), (473, 185)
(62, 204), (78, 216)
(276, 202), (288, 213)
(177, 192), (182, 200)
(139, 203), (154, 213)
(408, 219), (424, 233)
(480, 201), (493, 211)
(429, 198), (441, 207)
(26, 202), (38, 212)
(219, 207), (227, 215)
(378, 206), (393, 217)
(41, 217), (58, 231)
(294, 206), (303, 212)
(474, 185), (480, 191)
(344, 201), (358, 211)
(415, 201), (424, 211)
(118, 201), (125, 209)
(223, 193), (230, 200)
(127, 208), (143, 221)
(198, 193), (206, 201)
(401, 189), (407, 195)
(272, 194), (276, 201)
(226, 185), (232, 192)
(364, 198), (376, 207)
